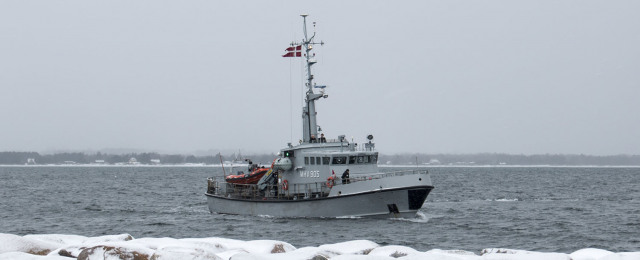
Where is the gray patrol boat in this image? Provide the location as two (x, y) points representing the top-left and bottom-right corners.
(206, 15), (434, 218)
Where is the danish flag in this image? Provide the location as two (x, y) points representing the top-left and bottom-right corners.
(282, 45), (302, 57)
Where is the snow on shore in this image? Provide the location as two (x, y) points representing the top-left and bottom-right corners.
(1, 233), (638, 260)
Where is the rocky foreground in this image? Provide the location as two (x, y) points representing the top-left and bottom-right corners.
(1, 233), (638, 260)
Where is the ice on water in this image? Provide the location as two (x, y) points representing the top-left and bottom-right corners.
(2, 233), (640, 260)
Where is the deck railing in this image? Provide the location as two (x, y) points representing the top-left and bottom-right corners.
(206, 169), (428, 201)
(207, 179), (332, 201)
(348, 169), (429, 183)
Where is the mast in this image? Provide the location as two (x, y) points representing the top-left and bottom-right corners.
(299, 14), (326, 143)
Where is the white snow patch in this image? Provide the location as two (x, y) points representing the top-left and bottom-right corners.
(481, 248), (570, 260)
(24, 234), (88, 248)
(330, 255), (394, 260)
(0, 234), (60, 255)
(227, 247), (332, 260)
(215, 248), (249, 260)
(0, 251), (70, 260)
(570, 248), (615, 260)
(599, 252), (640, 260)
(318, 240), (379, 255)
(368, 245), (420, 257)
(151, 246), (223, 260)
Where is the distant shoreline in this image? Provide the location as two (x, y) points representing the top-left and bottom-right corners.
(2, 151), (639, 166)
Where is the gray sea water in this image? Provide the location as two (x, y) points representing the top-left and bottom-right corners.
(1, 166), (638, 253)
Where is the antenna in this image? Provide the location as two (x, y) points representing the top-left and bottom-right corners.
(293, 14), (327, 144)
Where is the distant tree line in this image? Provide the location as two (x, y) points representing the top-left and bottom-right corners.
(378, 153), (640, 166)
(0, 151), (277, 165)
(1, 151), (639, 166)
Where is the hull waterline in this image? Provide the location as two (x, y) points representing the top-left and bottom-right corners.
(206, 185), (433, 218)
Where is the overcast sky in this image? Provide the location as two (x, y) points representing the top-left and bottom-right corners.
(1, 1), (638, 155)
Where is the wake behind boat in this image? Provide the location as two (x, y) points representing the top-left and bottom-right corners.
(205, 14), (434, 218)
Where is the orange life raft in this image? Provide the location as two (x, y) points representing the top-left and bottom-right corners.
(225, 167), (270, 185)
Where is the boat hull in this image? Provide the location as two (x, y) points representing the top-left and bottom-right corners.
(205, 185), (433, 218)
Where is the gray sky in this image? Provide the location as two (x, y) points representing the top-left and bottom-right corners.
(1, 1), (639, 155)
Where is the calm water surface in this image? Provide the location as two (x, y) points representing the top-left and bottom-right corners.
(1, 166), (638, 253)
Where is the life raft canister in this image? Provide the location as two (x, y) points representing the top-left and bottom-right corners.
(282, 180), (289, 190)
(326, 175), (336, 188)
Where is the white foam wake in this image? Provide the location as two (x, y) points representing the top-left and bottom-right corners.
(1, 233), (638, 260)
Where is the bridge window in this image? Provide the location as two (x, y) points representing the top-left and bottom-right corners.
(322, 157), (330, 165)
(347, 155), (374, 164)
(332, 156), (346, 165)
(349, 156), (356, 164)
(305, 157), (309, 165)
(310, 157), (316, 165)
(369, 155), (378, 164)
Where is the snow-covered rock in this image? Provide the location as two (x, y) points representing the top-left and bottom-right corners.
(0, 251), (70, 260)
(599, 252), (640, 260)
(570, 248), (615, 260)
(1, 233), (639, 260)
(368, 245), (420, 257)
(409, 249), (482, 260)
(318, 240), (379, 255)
(225, 246), (332, 260)
(481, 248), (570, 260)
(0, 233), (60, 256)
(76, 244), (155, 260)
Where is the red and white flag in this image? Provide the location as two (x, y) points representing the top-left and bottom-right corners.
(282, 45), (302, 57)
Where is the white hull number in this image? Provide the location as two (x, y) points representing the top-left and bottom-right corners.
(300, 170), (320, 178)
